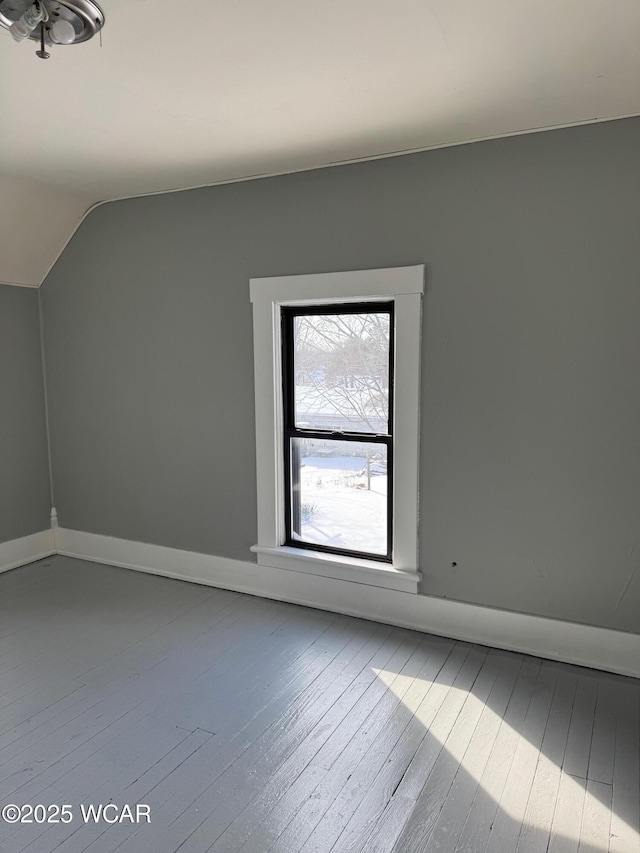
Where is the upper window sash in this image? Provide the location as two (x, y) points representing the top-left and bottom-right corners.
(281, 301), (395, 438)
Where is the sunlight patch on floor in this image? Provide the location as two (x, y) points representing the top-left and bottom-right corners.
(371, 666), (638, 851)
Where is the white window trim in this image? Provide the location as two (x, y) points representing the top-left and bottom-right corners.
(250, 266), (424, 595)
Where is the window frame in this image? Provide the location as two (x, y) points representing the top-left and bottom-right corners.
(250, 266), (424, 594)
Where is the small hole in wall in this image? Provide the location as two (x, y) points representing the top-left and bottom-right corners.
(451, 562), (457, 567)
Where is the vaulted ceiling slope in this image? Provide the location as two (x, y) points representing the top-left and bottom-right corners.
(0, 175), (91, 288)
(2, 0), (639, 287)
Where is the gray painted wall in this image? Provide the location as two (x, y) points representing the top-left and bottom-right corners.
(41, 118), (640, 632)
(0, 286), (51, 542)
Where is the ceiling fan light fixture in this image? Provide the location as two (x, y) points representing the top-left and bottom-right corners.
(0, 0), (104, 56)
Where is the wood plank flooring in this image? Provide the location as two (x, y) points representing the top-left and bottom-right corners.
(0, 556), (638, 853)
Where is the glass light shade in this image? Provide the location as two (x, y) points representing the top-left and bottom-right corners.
(50, 17), (75, 43)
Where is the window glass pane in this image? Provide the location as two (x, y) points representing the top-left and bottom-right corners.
(290, 437), (388, 556)
(293, 312), (390, 433)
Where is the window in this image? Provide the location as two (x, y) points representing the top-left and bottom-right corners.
(250, 266), (424, 594)
(282, 302), (394, 561)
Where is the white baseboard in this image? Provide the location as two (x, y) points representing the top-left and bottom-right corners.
(54, 527), (640, 679)
(0, 529), (56, 574)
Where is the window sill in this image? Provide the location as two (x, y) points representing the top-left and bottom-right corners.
(251, 545), (421, 593)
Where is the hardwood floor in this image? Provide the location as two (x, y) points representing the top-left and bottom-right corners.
(0, 556), (638, 853)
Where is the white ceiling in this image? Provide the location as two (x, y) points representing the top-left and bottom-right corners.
(1, 0), (639, 285)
